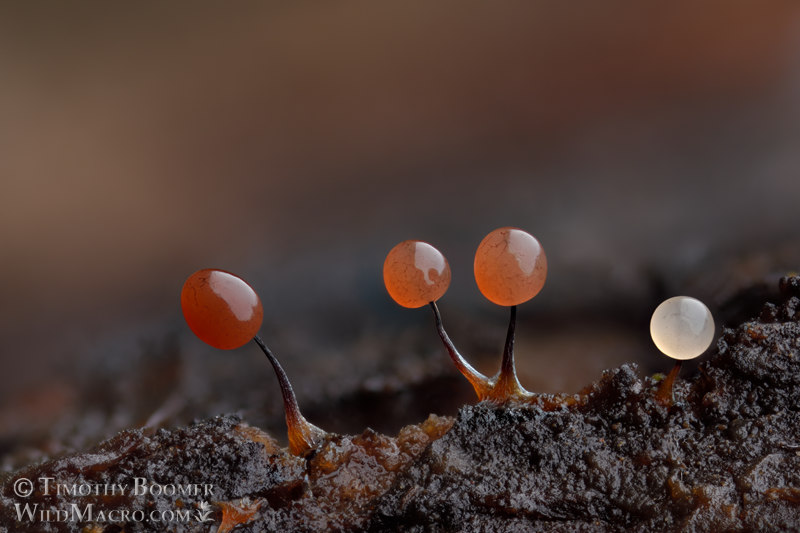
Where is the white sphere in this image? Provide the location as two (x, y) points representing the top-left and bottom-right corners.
(650, 296), (715, 360)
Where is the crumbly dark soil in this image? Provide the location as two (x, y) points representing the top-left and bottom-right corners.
(2, 277), (800, 532)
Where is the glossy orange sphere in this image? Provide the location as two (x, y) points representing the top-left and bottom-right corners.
(383, 240), (451, 308)
(181, 269), (264, 350)
(474, 227), (547, 306)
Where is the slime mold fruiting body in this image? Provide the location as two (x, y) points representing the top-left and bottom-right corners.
(650, 296), (715, 360)
(474, 227), (547, 307)
(181, 269), (263, 350)
(385, 227), (548, 403)
(383, 240), (451, 309)
(181, 269), (326, 456)
(650, 295), (715, 405)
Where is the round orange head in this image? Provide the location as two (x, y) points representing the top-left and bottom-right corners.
(181, 269), (264, 349)
(474, 227), (547, 306)
(383, 240), (451, 308)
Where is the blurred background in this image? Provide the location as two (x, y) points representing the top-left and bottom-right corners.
(2, 2), (800, 468)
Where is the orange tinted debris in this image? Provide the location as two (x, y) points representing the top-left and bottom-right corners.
(234, 424), (282, 455)
(216, 498), (264, 533)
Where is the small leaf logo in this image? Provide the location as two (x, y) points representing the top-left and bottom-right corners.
(196, 500), (214, 522)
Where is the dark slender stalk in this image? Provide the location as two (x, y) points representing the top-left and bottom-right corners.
(487, 305), (530, 401)
(253, 335), (327, 455)
(501, 305), (517, 378)
(429, 301), (491, 400)
(254, 336), (301, 425)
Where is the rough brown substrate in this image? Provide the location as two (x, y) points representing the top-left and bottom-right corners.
(3, 278), (800, 532)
